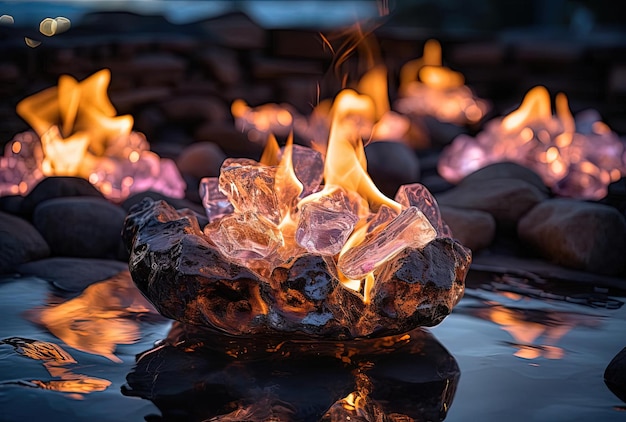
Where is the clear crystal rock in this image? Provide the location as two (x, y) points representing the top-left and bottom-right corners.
(338, 206), (436, 279)
(207, 211), (284, 261)
(395, 183), (452, 237)
(219, 158), (281, 224)
(295, 188), (359, 256)
(199, 177), (234, 222)
(284, 144), (324, 197)
(366, 204), (398, 233)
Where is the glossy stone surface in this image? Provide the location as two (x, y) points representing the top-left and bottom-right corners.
(123, 198), (471, 338)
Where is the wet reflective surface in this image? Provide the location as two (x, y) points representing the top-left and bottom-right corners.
(0, 267), (625, 421)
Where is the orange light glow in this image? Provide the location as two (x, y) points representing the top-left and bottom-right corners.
(3, 69), (185, 200)
(502, 86), (552, 131)
(438, 85), (626, 199)
(16, 69), (134, 178)
(396, 39), (488, 125)
(29, 271), (157, 363)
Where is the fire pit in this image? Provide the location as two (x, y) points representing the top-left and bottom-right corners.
(123, 89), (472, 339)
(0, 69), (185, 202)
(438, 85), (626, 200)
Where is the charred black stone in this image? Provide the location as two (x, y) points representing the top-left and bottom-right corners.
(371, 238), (471, 329)
(124, 198), (471, 338)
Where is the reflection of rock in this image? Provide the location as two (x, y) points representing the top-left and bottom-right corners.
(122, 198), (471, 338)
(605, 347), (626, 403)
(123, 323), (460, 422)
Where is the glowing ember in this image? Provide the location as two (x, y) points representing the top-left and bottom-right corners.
(438, 86), (626, 200)
(395, 39), (489, 125)
(0, 69), (185, 201)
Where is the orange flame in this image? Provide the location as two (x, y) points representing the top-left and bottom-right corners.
(16, 69), (134, 177)
(502, 86), (553, 131)
(322, 89), (401, 214)
(397, 39), (488, 125)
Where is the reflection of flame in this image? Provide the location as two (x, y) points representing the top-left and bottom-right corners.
(1, 69), (185, 201)
(27, 271), (158, 363)
(438, 86), (626, 199)
(472, 303), (603, 360)
(0, 337), (111, 395)
(396, 39), (489, 125)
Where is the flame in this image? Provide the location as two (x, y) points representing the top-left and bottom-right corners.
(502, 86), (552, 131)
(439, 85), (625, 199)
(322, 89), (401, 213)
(396, 39), (488, 125)
(16, 69), (134, 178)
(17, 69), (133, 156)
(3, 69), (185, 200)
(292, 90), (418, 302)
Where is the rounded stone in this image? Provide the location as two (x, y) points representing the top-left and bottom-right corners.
(176, 142), (227, 179)
(436, 178), (548, 228)
(0, 211), (50, 274)
(460, 161), (549, 195)
(365, 141), (420, 198)
(605, 347), (626, 403)
(440, 205), (496, 252)
(33, 197), (127, 259)
(20, 176), (104, 217)
(122, 190), (207, 227)
(518, 198), (626, 276)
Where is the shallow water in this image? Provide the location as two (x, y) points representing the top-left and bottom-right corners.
(0, 268), (624, 421)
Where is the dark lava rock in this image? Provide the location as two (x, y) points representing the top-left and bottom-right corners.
(123, 198), (471, 338)
(122, 190), (207, 226)
(605, 347), (626, 403)
(365, 141), (420, 198)
(33, 197), (126, 259)
(17, 257), (128, 292)
(518, 198), (626, 276)
(0, 211), (50, 274)
(370, 237), (471, 332)
(20, 177), (104, 218)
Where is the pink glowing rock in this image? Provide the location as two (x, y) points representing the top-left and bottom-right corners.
(295, 188), (359, 256)
(338, 206), (437, 280)
(438, 87), (626, 200)
(199, 177), (234, 222)
(395, 183), (452, 238)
